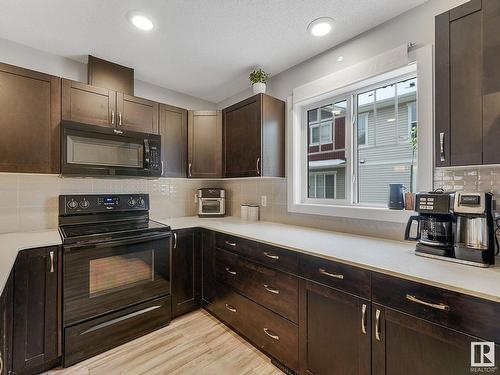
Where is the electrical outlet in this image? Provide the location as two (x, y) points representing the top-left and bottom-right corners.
(261, 195), (267, 207)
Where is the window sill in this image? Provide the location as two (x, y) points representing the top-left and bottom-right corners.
(288, 201), (414, 223)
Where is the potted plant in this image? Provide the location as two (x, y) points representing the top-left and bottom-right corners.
(249, 68), (270, 94)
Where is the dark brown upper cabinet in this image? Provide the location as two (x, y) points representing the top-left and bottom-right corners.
(158, 103), (188, 177)
(188, 110), (222, 178)
(0, 63), (61, 174)
(435, 0), (500, 166)
(88, 55), (134, 95)
(62, 79), (158, 134)
(223, 93), (285, 177)
(12, 247), (60, 375)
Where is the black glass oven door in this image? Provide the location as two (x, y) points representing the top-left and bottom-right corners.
(63, 234), (171, 326)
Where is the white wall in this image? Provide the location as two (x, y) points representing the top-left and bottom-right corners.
(0, 37), (216, 110)
(217, 0), (468, 108)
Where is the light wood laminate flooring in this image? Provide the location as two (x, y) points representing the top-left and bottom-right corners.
(46, 309), (283, 375)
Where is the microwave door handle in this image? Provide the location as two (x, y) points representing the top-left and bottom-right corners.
(144, 139), (150, 168)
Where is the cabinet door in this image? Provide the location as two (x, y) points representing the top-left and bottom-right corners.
(0, 63), (61, 173)
(62, 79), (116, 128)
(172, 230), (201, 318)
(0, 273), (13, 375)
(372, 304), (500, 375)
(482, 0), (500, 164)
(299, 280), (370, 375)
(158, 104), (187, 177)
(116, 93), (158, 134)
(223, 95), (262, 177)
(201, 230), (216, 307)
(188, 111), (222, 178)
(13, 247), (59, 374)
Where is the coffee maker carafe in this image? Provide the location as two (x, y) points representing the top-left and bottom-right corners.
(453, 192), (496, 266)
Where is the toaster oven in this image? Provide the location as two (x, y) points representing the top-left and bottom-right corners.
(197, 188), (225, 217)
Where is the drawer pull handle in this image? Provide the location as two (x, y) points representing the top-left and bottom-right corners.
(406, 294), (450, 311)
(319, 268), (344, 279)
(225, 304), (237, 313)
(263, 328), (279, 341)
(263, 284), (280, 294)
(375, 309), (381, 341)
(225, 267), (237, 275)
(225, 241), (237, 247)
(263, 251), (279, 260)
(49, 251), (55, 273)
(361, 303), (367, 335)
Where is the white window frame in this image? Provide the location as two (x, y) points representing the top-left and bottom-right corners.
(287, 45), (434, 223)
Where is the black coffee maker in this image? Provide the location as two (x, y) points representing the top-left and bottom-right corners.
(405, 191), (455, 255)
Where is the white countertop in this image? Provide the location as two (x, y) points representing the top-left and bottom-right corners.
(1, 217), (499, 304)
(0, 230), (62, 295)
(157, 216), (500, 303)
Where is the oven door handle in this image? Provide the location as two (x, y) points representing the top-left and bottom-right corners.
(64, 231), (171, 251)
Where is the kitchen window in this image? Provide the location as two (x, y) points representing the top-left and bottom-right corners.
(288, 52), (433, 223)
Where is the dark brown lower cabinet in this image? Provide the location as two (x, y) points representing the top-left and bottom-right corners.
(201, 230), (216, 307)
(372, 304), (500, 375)
(0, 274), (13, 375)
(13, 247), (60, 375)
(171, 229), (201, 318)
(299, 280), (371, 375)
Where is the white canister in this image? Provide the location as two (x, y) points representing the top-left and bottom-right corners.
(240, 204), (249, 220)
(248, 205), (260, 221)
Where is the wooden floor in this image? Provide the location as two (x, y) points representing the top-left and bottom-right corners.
(46, 309), (283, 375)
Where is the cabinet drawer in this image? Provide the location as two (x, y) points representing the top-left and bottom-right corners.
(372, 272), (500, 343)
(215, 233), (298, 274)
(216, 248), (298, 323)
(299, 254), (371, 299)
(212, 282), (299, 370)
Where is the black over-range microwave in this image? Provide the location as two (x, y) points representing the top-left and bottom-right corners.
(61, 121), (162, 177)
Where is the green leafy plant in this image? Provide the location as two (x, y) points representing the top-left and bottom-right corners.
(409, 123), (418, 192)
(249, 68), (270, 84)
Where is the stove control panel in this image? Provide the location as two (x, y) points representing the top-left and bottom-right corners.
(59, 194), (149, 215)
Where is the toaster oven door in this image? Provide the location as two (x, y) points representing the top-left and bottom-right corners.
(199, 198), (224, 215)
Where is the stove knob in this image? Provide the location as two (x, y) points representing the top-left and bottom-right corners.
(137, 197), (145, 206)
(128, 198), (137, 207)
(80, 199), (90, 209)
(67, 199), (78, 209)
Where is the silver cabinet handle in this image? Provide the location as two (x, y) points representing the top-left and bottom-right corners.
(113, 129), (124, 135)
(225, 304), (237, 313)
(439, 132), (445, 162)
(225, 267), (237, 275)
(173, 233), (177, 249)
(1, 352), (3, 375)
(161, 161), (164, 176)
(49, 251), (55, 273)
(361, 303), (367, 334)
(263, 284), (280, 294)
(256, 157), (260, 175)
(118, 111), (123, 126)
(406, 294), (450, 311)
(111, 110), (115, 125)
(225, 241), (236, 247)
(263, 328), (279, 341)
(188, 163), (192, 177)
(263, 251), (279, 260)
(319, 268), (344, 279)
(375, 309), (381, 341)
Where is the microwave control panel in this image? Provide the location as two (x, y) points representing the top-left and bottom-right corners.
(59, 194), (149, 215)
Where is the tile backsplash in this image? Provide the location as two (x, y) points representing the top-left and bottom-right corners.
(0, 173), (219, 234)
(434, 166), (500, 196)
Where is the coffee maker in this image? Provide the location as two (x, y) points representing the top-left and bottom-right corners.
(453, 192), (496, 266)
(405, 191), (497, 267)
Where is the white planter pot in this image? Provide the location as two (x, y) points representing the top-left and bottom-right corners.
(252, 82), (266, 94)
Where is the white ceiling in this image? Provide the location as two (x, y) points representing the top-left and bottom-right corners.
(0, 0), (426, 103)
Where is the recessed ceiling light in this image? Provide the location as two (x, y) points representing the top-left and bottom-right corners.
(129, 13), (154, 31)
(337, 56), (344, 62)
(308, 17), (333, 37)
